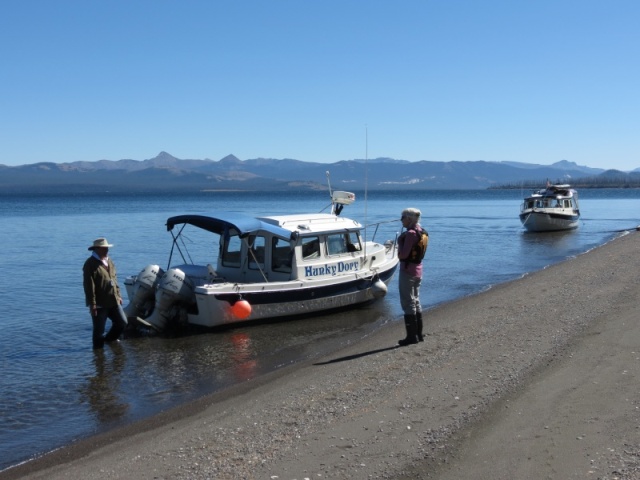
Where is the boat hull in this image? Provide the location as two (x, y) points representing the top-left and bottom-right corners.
(125, 257), (398, 330)
(519, 211), (580, 232)
(190, 263), (397, 327)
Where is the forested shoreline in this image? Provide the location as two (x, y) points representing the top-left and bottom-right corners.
(493, 172), (640, 189)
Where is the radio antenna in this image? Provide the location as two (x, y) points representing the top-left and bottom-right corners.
(364, 125), (369, 257)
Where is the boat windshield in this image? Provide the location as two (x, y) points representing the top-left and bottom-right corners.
(301, 237), (320, 259)
(327, 232), (361, 255)
(248, 235), (266, 269)
(271, 237), (292, 273)
(222, 233), (242, 267)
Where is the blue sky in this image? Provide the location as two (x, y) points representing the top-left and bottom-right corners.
(1, 1), (638, 170)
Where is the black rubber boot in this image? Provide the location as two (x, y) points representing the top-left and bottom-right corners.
(103, 325), (124, 343)
(104, 311), (127, 343)
(398, 314), (419, 346)
(416, 311), (424, 342)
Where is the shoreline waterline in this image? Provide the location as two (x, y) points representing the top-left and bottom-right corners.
(4, 231), (639, 479)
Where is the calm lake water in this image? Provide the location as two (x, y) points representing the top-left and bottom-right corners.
(0, 188), (638, 471)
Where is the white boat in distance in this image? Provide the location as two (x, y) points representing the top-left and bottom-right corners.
(124, 190), (399, 332)
(519, 183), (580, 232)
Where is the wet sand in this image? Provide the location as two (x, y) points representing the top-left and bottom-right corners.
(3, 231), (640, 480)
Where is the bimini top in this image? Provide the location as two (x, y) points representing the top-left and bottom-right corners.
(166, 213), (293, 240)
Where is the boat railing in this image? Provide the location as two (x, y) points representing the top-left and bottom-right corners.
(366, 218), (399, 243)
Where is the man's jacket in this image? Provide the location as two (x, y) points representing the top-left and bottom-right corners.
(83, 256), (122, 308)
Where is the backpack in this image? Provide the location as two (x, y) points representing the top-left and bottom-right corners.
(406, 227), (429, 264)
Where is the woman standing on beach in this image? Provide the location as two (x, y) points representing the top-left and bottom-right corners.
(397, 208), (428, 346)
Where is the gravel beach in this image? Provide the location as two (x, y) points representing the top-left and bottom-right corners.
(4, 231), (639, 480)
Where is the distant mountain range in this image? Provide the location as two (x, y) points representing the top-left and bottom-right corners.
(1, 152), (639, 193)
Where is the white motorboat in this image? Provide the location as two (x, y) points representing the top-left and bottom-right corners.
(124, 190), (399, 332)
(519, 184), (580, 232)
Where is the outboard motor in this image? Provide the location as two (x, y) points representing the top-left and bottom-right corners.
(123, 264), (164, 319)
(137, 268), (195, 332)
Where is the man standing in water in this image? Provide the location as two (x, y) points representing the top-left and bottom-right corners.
(397, 208), (427, 346)
(83, 238), (127, 349)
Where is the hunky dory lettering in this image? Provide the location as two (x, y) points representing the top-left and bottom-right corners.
(304, 260), (360, 277)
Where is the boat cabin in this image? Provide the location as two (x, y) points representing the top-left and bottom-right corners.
(522, 197), (575, 210)
(167, 213), (367, 285)
(521, 184), (579, 213)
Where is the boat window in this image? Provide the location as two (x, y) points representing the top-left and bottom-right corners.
(271, 237), (292, 273)
(301, 236), (320, 260)
(327, 233), (351, 256)
(345, 232), (361, 252)
(248, 235), (266, 270)
(222, 233), (242, 267)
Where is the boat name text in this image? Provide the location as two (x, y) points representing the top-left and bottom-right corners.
(304, 261), (359, 277)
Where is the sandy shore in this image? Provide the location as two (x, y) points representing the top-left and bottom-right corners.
(3, 231), (640, 480)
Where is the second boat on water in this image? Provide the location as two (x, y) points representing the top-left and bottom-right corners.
(519, 183), (581, 232)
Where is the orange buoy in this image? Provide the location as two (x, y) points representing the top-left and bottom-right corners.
(231, 300), (252, 319)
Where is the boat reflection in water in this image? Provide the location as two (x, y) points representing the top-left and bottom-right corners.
(77, 302), (393, 428)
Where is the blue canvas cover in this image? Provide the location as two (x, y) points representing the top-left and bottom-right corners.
(166, 213), (293, 240)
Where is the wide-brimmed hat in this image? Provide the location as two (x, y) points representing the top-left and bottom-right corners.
(88, 238), (113, 250)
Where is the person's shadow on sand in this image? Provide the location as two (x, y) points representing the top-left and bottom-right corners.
(313, 346), (399, 365)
